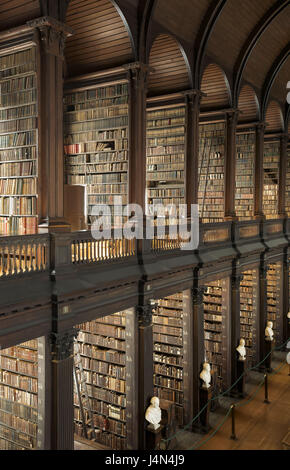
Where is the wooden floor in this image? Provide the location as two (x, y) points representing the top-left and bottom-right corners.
(199, 361), (290, 450)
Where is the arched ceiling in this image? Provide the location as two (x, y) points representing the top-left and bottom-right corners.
(238, 85), (260, 123)
(65, 0), (134, 76)
(0, 0), (288, 119)
(148, 34), (191, 96)
(151, 0), (211, 46)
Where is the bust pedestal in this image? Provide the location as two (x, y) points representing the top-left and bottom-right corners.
(236, 359), (246, 397)
(146, 425), (163, 450)
(199, 386), (213, 433)
(264, 339), (273, 373)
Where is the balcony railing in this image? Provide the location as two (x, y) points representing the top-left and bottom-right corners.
(0, 234), (49, 277)
(71, 233), (135, 264)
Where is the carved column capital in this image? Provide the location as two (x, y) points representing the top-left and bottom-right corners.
(125, 62), (152, 91)
(137, 301), (156, 327)
(49, 328), (78, 361)
(259, 264), (270, 280)
(231, 274), (244, 290)
(256, 122), (266, 135)
(27, 16), (73, 56)
(226, 109), (239, 127)
(192, 286), (207, 305)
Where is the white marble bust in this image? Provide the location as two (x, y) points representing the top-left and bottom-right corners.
(265, 321), (274, 342)
(236, 338), (246, 361)
(200, 362), (211, 389)
(287, 311), (290, 320)
(145, 397), (161, 430)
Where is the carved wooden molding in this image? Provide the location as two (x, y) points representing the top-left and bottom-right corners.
(27, 16), (73, 56)
(49, 328), (78, 361)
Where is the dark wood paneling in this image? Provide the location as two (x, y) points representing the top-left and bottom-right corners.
(265, 100), (284, 132)
(65, 0), (134, 76)
(238, 84), (260, 122)
(148, 34), (190, 95)
(200, 63), (231, 110)
(0, 0), (40, 31)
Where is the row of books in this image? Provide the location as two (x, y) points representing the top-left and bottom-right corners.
(64, 104), (128, 123)
(0, 161), (36, 177)
(203, 280), (225, 391)
(0, 104), (37, 122)
(64, 140), (128, 154)
(0, 216), (37, 235)
(65, 95), (128, 113)
(0, 339), (39, 450)
(0, 49), (36, 73)
(66, 162), (128, 174)
(66, 150), (128, 164)
(153, 294), (184, 426)
(263, 142), (280, 219)
(0, 117), (36, 133)
(0, 146), (36, 162)
(65, 116), (128, 133)
(0, 178), (37, 195)
(0, 89), (37, 108)
(64, 84), (128, 104)
(266, 263), (282, 344)
(0, 196), (36, 215)
(67, 173), (127, 185)
(0, 74), (35, 94)
(0, 130), (36, 148)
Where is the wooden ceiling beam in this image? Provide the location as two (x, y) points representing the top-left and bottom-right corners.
(262, 44), (290, 120)
(194, 0), (227, 89)
(138, 0), (156, 63)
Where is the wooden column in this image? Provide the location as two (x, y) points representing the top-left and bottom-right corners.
(127, 62), (149, 210)
(191, 284), (206, 429)
(259, 263), (268, 365)
(29, 17), (72, 232)
(137, 301), (154, 450)
(285, 255), (290, 345)
(254, 123), (266, 219)
(184, 91), (202, 213)
(225, 111), (238, 219)
(37, 336), (51, 450)
(48, 328), (77, 450)
(278, 135), (288, 217)
(182, 289), (193, 425)
(230, 273), (242, 392)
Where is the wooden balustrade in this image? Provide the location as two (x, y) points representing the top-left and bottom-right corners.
(71, 235), (136, 263)
(0, 235), (49, 277)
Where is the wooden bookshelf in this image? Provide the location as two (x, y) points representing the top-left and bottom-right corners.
(266, 262), (283, 345)
(198, 121), (225, 223)
(146, 106), (185, 224)
(240, 269), (259, 367)
(203, 279), (229, 392)
(64, 82), (129, 228)
(263, 141), (280, 219)
(0, 46), (38, 235)
(0, 340), (39, 450)
(235, 130), (255, 220)
(75, 310), (136, 450)
(153, 293), (184, 426)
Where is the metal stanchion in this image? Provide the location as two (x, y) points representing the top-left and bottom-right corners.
(264, 373), (270, 404)
(230, 404), (237, 440)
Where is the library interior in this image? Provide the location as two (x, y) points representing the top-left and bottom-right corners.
(0, 0), (289, 452)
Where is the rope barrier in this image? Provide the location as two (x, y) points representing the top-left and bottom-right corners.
(161, 337), (290, 445)
(187, 358), (287, 450)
